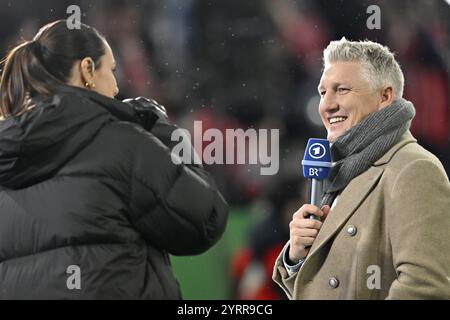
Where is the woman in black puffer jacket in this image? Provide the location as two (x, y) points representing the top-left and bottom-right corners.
(0, 20), (228, 299)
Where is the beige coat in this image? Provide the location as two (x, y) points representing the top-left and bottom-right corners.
(273, 131), (450, 299)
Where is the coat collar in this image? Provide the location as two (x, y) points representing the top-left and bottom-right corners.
(373, 131), (416, 166)
(304, 130), (417, 263)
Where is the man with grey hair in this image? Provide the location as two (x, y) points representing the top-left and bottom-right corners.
(273, 38), (450, 299)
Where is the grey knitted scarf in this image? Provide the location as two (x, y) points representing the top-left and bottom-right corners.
(322, 98), (416, 206)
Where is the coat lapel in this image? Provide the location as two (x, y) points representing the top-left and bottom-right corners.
(305, 166), (384, 261)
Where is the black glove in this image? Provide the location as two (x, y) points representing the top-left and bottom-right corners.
(122, 97), (168, 131)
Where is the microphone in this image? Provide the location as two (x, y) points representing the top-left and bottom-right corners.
(301, 138), (332, 220)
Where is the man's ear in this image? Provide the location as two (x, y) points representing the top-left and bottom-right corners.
(80, 57), (96, 83)
(378, 86), (394, 110)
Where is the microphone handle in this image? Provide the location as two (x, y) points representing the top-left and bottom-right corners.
(309, 179), (323, 221)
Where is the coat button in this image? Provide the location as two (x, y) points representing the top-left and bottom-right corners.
(329, 277), (339, 288)
(346, 225), (357, 236)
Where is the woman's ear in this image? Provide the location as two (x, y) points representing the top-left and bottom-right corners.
(80, 57), (96, 84)
(378, 86), (394, 110)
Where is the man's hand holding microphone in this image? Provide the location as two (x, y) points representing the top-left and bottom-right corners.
(287, 138), (332, 265)
(288, 204), (330, 263)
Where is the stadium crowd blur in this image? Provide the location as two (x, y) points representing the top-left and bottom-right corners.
(1, 0), (449, 299)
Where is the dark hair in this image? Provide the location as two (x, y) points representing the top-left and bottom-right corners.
(0, 19), (106, 118)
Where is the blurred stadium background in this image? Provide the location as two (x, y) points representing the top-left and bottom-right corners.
(1, 0), (449, 299)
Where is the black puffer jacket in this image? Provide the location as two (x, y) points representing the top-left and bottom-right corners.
(0, 86), (228, 299)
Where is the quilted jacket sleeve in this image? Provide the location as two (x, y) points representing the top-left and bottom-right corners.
(128, 123), (229, 256)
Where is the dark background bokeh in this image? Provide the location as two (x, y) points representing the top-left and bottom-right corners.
(1, 0), (449, 299)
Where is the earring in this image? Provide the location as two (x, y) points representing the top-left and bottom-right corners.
(85, 82), (96, 89)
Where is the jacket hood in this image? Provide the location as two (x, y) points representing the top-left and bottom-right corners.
(0, 86), (137, 189)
